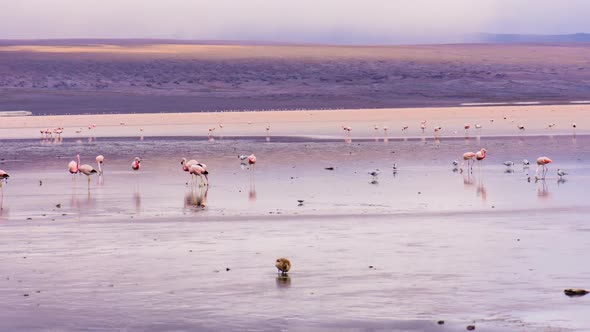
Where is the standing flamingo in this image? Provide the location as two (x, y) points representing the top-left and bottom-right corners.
(78, 159), (98, 189)
(189, 163), (209, 186)
(68, 155), (80, 177)
(131, 157), (141, 171)
(460, 151), (476, 172)
(475, 148), (487, 168)
(248, 154), (257, 171)
(464, 123), (470, 137)
(0, 170), (8, 209)
(572, 123), (577, 136)
(535, 157), (552, 180)
(420, 121), (426, 133)
(96, 155), (104, 174)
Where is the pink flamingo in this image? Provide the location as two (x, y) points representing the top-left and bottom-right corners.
(189, 163), (209, 186)
(460, 151), (476, 172)
(248, 154), (257, 171)
(181, 157), (199, 183)
(96, 155), (104, 174)
(131, 157), (141, 171)
(475, 148), (487, 168)
(68, 155), (80, 177)
(535, 157), (552, 180)
(572, 123), (577, 136)
(78, 162), (98, 189)
(420, 121), (427, 133)
(464, 123), (470, 137)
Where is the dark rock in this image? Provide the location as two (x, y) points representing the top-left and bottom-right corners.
(467, 325), (475, 330)
(56, 203), (61, 208)
(226, 268), (231, 271)
(437, 320), (444, 325)
(324, 167), (335, 170)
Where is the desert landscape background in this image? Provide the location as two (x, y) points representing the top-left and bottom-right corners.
(1, 40), (590, 114)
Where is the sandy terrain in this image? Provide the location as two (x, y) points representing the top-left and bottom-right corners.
(0, 135), (588, 331)
(1, 41), (590, 114)
(0, 104), (587, 139)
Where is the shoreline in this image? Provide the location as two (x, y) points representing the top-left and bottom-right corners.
(0, 104), (587, 139)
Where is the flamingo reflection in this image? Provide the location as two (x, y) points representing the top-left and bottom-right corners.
(185, 185), (209, 208)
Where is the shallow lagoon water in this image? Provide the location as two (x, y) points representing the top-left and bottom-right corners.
(0, 135), (589, 331)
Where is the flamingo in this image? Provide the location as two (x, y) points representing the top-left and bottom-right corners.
(460, 151), (476, 172)
(248, 154), (257, 171)
(342, 126), (352, 136)
(464, 123), (470, 136)
(420, 121), (427, 133)
(434, 126), (442, 138)
(0, 170), (8, 209)
(535, 156), (552, 180)
(78, 157), (98, 189)
(572, 123), (577, 135)
(475, 148), (487, 167)
(189, 163), (209, 186)
(131, 157), (141, 171)
(96, 155), (104, 174)
(68, 155), (80, 176)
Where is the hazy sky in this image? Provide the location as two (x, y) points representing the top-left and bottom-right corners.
(1, 0), (589, 43)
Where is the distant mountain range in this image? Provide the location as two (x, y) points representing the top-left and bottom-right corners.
(471, 33), (590, 43)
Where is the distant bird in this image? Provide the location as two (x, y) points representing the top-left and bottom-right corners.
(266, 124), (271, 134)
(572, 123), (577, 135)
(383, 126), (389, 132)
(517, 124), (525, 131)
(342, 126), (352, 136)
(503, 161), (515, 167)
(238, 155), (248, 161)
(546, 123), (556, 129)
(392, 164), (398, 171)
(475, 124), (482, 130)
(464, 123), (470, 136)
(247, 154), (257, 171)
(522, 159), (530, 167)
(535, 156), (552, 179)
(557, 169), (568, 179)
(420, 123), (426, 133)
(275, 258), (291, 276)
(96, 155), (104, 174)
(368, 169), (380, 177)
(401, 126), (408, 132)
(452, 160), (459, 166)
(131, 157), (141, 171)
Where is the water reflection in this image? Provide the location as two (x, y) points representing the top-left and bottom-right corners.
(536, 180), (550, 199)
(275, 275), (291, 288)
(185, 186), (208, 209)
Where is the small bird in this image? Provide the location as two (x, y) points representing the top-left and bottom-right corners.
(475, 124), (482, 130)
(368, 169), (380, 177)
(517, 124), (525, 131)
(297, 200), (304, 206)
(275, 258), (291, 276)
(522, 159), (530, 168)
(503, 161), (515, 167)
(452, 160), (459, 166)
(557, 169), (568, 178)
(131, 157), (141, 171)
(238, 154), (248, 161)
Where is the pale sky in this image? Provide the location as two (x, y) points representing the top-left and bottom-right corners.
(1, 0), (589, 44)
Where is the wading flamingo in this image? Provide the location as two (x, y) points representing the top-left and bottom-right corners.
(68, 155), (80, 177)
(464, 123), (470, 137)
(131, 157), (141, 171)
(78, 159), (98, 189)
(248, 154), (257, 171)
(535, 157), (552, 180)
(475, 148), (487, 168)
(460, 151), (476, 172)
(181, 157), (198, 183)
(96, 155), (104, 174)
(0, 170), (8, 209)
(189, 163), (209, 186)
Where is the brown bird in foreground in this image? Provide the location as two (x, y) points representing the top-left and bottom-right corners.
(275, 258), (291, 276)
